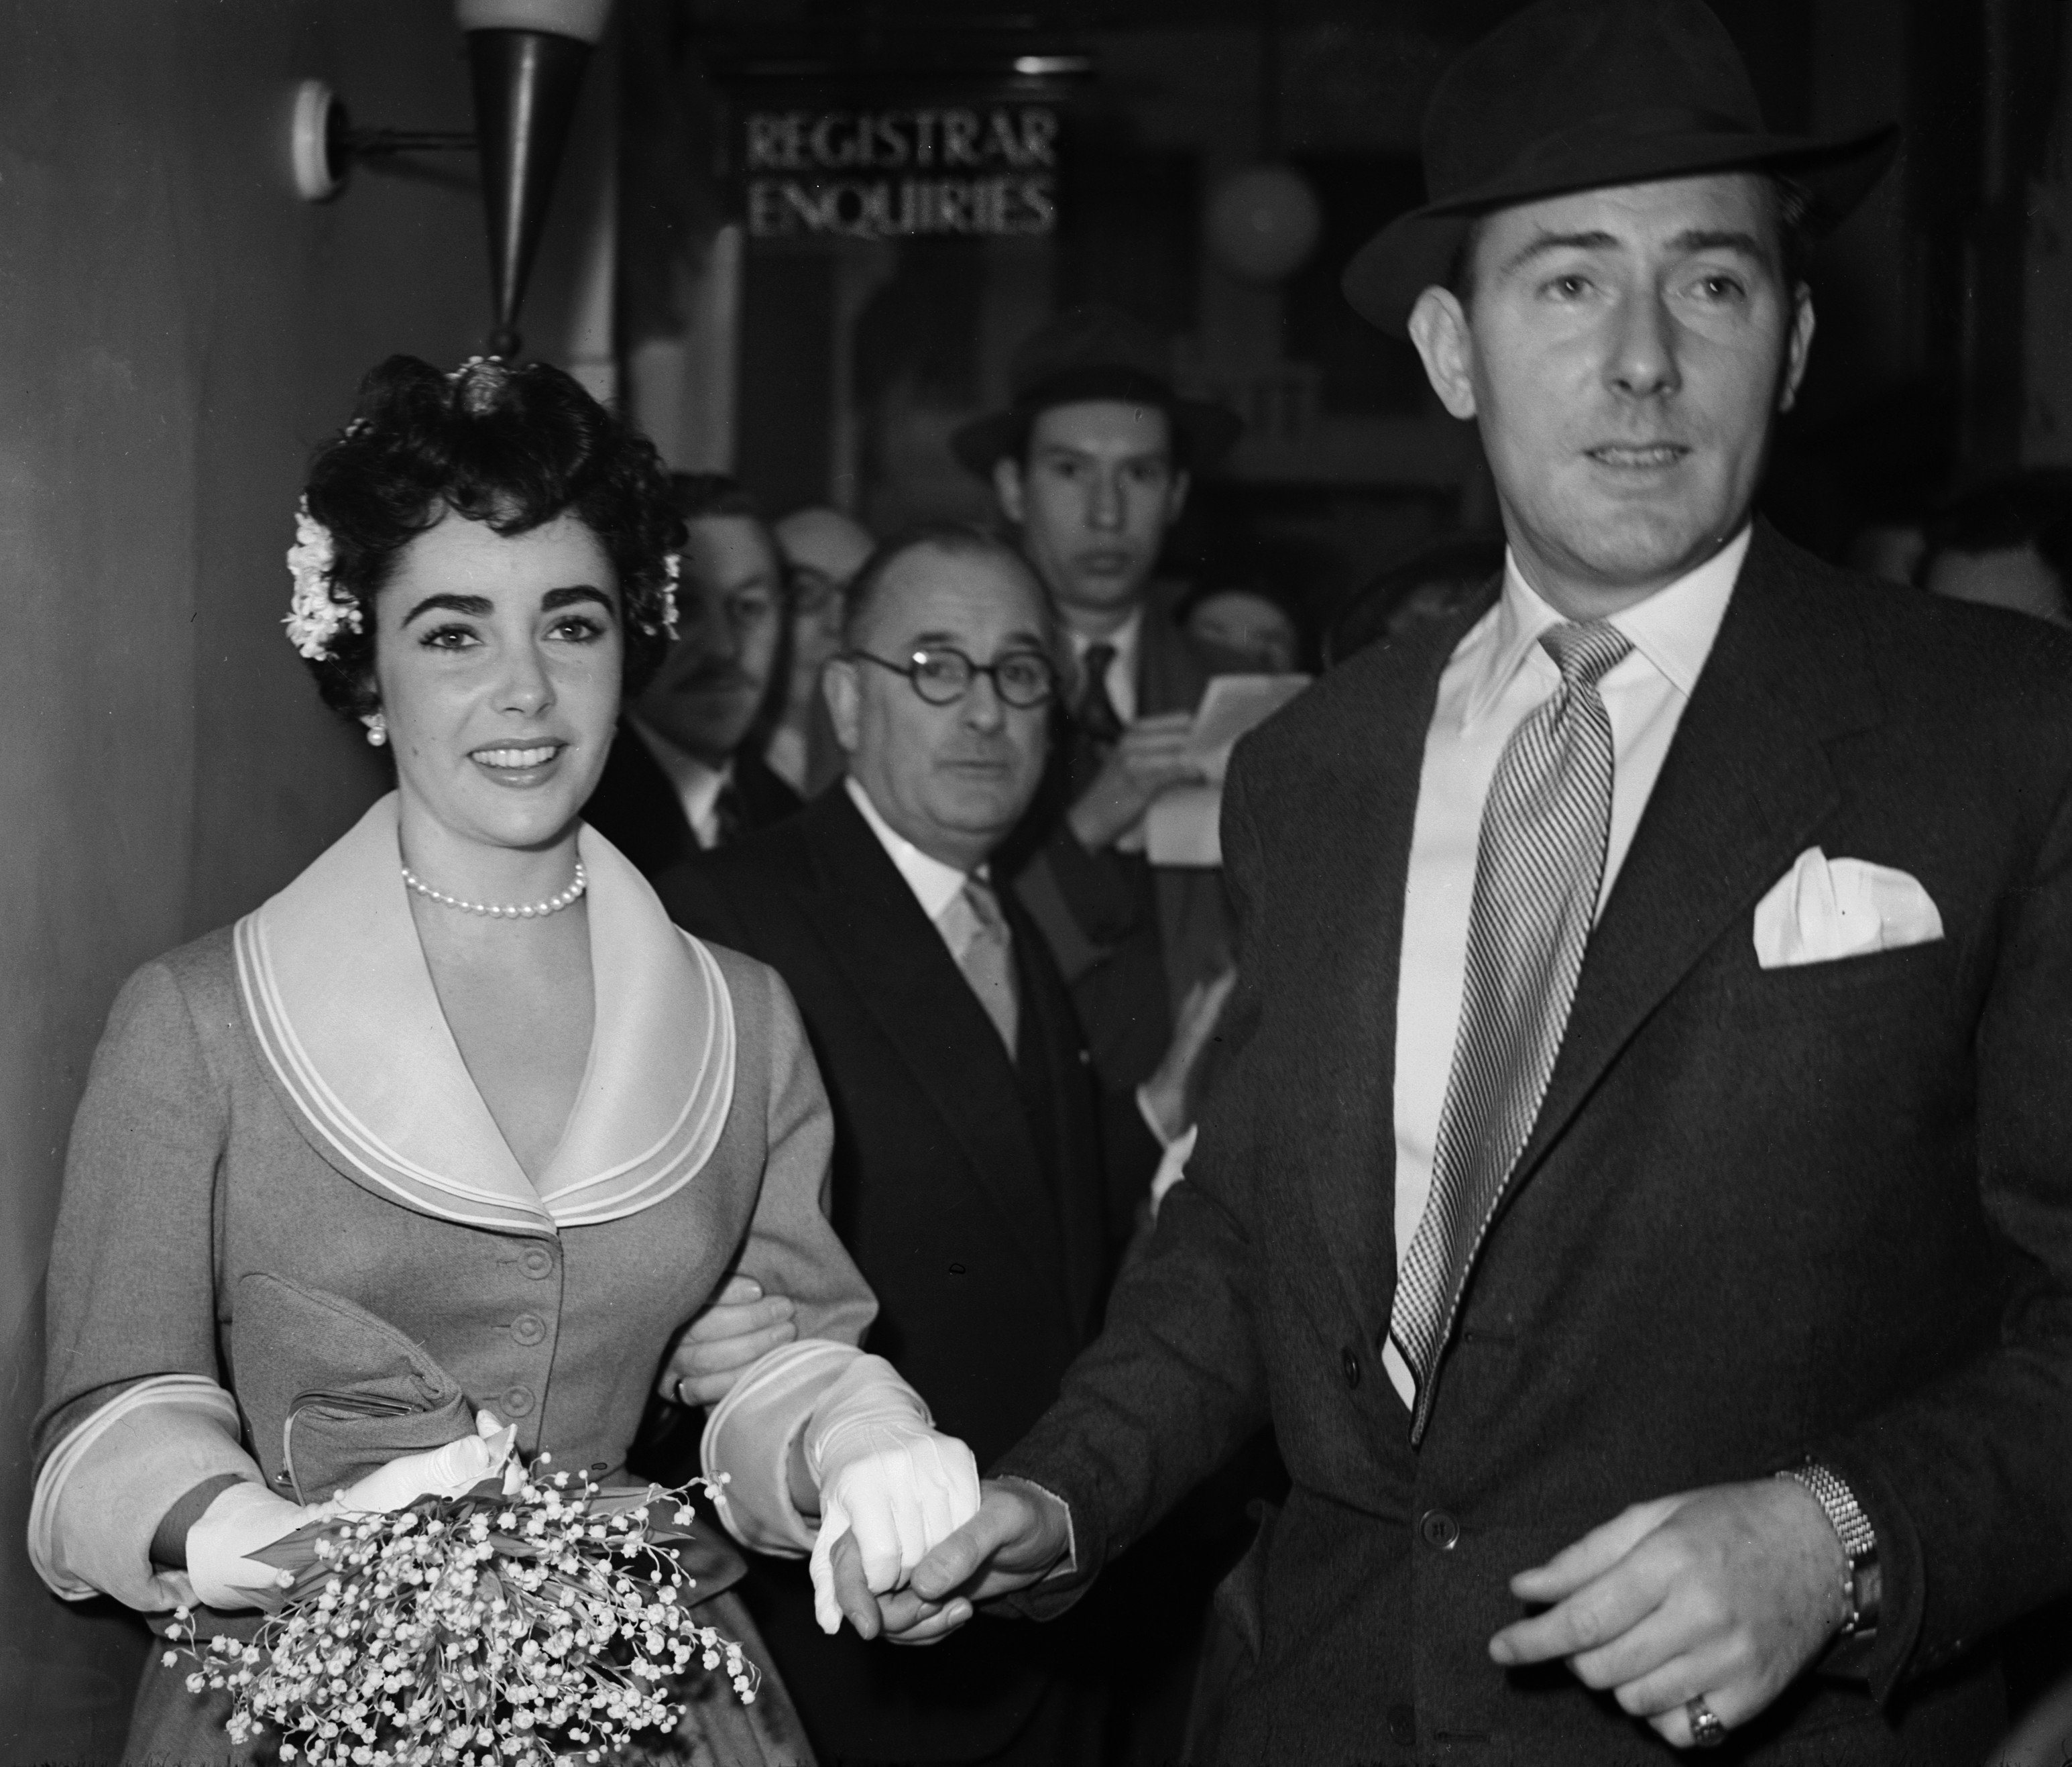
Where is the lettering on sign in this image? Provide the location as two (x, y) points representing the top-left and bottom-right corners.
(742, 104), (1061, 239)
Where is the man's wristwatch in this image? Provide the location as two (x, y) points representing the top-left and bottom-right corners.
(1778, 1459), (1880, 1638)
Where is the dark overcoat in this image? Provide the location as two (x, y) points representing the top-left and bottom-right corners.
(1009, 593), (1233, 1213)
(585, 716), (803, 879)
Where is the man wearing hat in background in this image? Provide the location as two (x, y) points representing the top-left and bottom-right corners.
(586, 473), (802, 876)
(878, 2), (2072, 1762)
(955, 305), (1243, 1213)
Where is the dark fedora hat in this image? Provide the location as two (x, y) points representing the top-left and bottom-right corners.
(950, 303), (1244, 478)
(1342, 0), (1899, 337)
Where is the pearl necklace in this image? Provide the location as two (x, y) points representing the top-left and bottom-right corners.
(400, 860), (587, 919)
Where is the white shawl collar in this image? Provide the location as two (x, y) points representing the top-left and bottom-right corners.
(235, 794), (736, 1237)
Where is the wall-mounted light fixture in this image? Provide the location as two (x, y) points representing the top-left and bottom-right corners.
(291, 0), (613, 358)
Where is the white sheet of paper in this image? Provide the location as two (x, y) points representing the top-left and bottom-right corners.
(1144, 674), (1312, 866)
(1184, 673), (1312, 784)
(1146, 784), (1224, 866)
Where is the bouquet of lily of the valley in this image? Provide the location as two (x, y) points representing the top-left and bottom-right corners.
(165, 1447), (757, 1767)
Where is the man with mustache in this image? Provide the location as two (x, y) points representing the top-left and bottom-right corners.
(585, 473), (801, 876)
(956, 305), (1245, 1212)
(879, 3), (2072, 1762)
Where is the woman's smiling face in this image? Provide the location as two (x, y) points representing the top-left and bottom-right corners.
(372, 510), (622, 854)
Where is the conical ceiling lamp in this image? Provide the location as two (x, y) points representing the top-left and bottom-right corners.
(458, 0), (614, 357)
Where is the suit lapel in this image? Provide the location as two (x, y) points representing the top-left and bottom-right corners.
(802, 793), (1070, 1290)
(1301, 600), (1494, 1351)
(1006, 893), (1106, 1331)
(592, 721), (694, 877)
(1137, 593), (1208, 719)
(732, 747), (805, 834)
(1506, 524), (1884, 1203)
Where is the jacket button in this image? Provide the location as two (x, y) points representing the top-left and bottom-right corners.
(522, 1247), (553, 1279)
(502, 1384), (536, 1417)
(1341, 1347), (1361, 1389)
(1419, 1509), (1459, 1551)
(511, 1313), (546, 1347)
(1387, 1703), (1417, 1748)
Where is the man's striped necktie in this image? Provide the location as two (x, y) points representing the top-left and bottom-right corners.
(1389, 620), (1632, 1442)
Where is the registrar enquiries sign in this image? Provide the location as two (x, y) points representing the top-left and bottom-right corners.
(740, 102), (1061, 240)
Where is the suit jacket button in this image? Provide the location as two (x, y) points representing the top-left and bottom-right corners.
(1341, 1347), (1361, 1388)
(1387, 1703), (1417, 1747)
(502, 1385), (536, 1418)
(1420, 1509), (1459, 1551)
(511, 1313), (546, 1347)
(522, 1247), (553, 1279)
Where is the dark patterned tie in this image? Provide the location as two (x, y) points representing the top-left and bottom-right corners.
(939, 878), (1019, 1056)
(710, 777), (745, 848)
(1389, 620), (1632, 1441)
(1075, 642), (1125, 746)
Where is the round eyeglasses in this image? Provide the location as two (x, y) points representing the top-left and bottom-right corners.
(850, 645), (1059, 709)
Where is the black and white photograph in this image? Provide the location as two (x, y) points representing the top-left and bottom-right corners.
(6, 1), (2072, 1763)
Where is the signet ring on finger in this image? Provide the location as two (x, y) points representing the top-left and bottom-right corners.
(1687, 1696), (1727, 1748)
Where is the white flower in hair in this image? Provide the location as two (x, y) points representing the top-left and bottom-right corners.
(654, 551), (681, 639)
(282, 498), (361, 661)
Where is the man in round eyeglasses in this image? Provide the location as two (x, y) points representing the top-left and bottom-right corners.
(654, 525), (1125, 1765)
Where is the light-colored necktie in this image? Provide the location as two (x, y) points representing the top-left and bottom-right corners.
(939, 877), (1019, 1057)
(1390, 620), (1632, 1441)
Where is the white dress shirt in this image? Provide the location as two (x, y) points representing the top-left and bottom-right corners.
(1383, 526), (1749, 1408)
(1067, 606), (1143, 725)
(845, 778), (983, 948)
(630, 718), (733, 852)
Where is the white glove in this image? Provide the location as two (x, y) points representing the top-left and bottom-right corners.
(186, 1411), (519, 1609)
(184, 1481), (324, 1610)
(802, 1354), (980, 1634)
(334, 1411), (518, 1512)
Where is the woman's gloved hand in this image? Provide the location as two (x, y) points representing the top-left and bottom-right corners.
(802, 1354), (980, 1634)
(183, 1481), (325, 1611)
(184, 1411), (520, 1610)
(335, 1410), (519, 1511)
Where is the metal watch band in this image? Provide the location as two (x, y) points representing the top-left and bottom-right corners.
(1779, 1461), (1878, 1636)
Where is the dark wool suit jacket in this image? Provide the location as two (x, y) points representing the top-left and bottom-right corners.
(1009, 592), (1234, 1212)
(996, 524), (2072, 1766)
(656, 786), (1117, 1764)
(582, 717), (801, 880)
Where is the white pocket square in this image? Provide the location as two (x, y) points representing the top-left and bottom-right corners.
(1751, 847), (1943, 970)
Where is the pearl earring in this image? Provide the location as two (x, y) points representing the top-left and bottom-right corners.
(363, 711), (388, 748)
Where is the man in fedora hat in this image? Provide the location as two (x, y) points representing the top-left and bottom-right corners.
(955, 304), (1243, 1214)
(863, 2), (2072, 1762)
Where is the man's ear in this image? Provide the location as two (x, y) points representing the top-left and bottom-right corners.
(1776, 284), (1817, 414)
(1163, 466), (1192, 527)
(992, 455), (1027, 525)
(822, 656), (862, 755)
(1407, 286), (1479, 421)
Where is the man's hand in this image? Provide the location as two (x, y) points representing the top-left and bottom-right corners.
(656, 1275), (797, 1408)
(1488, 1479), (1851, 1749)
(1067, 711), (1205, 852)
(862, 1478), (1076, 1646)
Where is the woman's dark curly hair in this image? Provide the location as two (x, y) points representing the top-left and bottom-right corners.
(300, 355), (686, 719)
